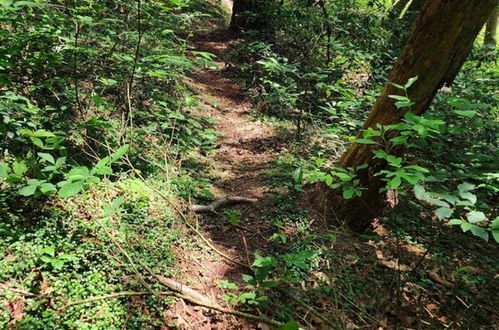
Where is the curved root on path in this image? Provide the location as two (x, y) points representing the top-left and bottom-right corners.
(190, 196), (258, 213)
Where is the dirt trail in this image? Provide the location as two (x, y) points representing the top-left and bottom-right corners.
(164, 31), (287, 328)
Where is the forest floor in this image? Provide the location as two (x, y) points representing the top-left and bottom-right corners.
(160, 15), (498, 330)
(164, 30), (284, 329)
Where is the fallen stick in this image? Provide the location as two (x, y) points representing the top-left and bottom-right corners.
(190, 196), (258, 213)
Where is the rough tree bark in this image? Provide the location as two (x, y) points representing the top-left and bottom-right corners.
(320, 0), (499, 232)
(484, 5), (498, 46)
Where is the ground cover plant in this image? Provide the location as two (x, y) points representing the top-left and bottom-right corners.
(1, 0), (498, 328)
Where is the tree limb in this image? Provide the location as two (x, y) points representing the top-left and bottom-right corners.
(190, 196), (258, 213)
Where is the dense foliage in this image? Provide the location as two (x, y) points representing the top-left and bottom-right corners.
(1, 0), (497, 328)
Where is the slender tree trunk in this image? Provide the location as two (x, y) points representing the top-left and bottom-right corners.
(405, 0), (426, 16)
(484, 5), (498, 46)
(320, 0), (498, 232)
(389, 0), (411, 19)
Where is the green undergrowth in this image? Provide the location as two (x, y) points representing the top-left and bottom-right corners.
(0, 0), (227, 327)
(1, 177), (180, 328)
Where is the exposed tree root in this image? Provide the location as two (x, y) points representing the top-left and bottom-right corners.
(58, 289), (284, 327)
(190, 196), (258, 213)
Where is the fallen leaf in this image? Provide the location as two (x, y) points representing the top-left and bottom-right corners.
(9, 299), (25, 324)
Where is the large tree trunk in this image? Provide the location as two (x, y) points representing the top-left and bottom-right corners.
(484, 5), (498, 46)
(320, 0), (498, 232)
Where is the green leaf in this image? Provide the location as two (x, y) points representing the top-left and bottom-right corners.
(448, 219), (464, 226)
(38, 152), (55, 164)
(492, 230), (499, 243)
(458, 182), (475, 193)
(42, 246), (55, 257)
(334, 172), (352, 181)
(388, 94), (410, 101)
(470, 225), (488, 242)
(278, 320), (299, 330)
(0, 163), (10, 177)
(219, 280), (238, 290)
(461, 222), (473, 232)
(413, 184), (426, 200)
(51, 259), (65, 270)
(12, 161), (27, 176)
(58, 180), (85, 198)
(389, 82), (405, 90)
(40, 183), (57, 194)
(92, 165), (113, 176)
(467, 211), (486, 224)
(238, 292), (256, 304)
(18, 184), (39, 196)
(395, 100), (415, 109)
(355, 138), (377, 144)
(459, 191), (477, 205)
(490, 217), (499, 230)
(435, 207), (453, 220)
(404, 76), (418, 89)
(109, 145), (130, 163)
(386, 155), (402, 167)
(343, 188), (354, 199)
(388, 176), (402, 189)
(452, 110), (476, 118)
(66, 166), (90, 181)
(390, 136), (408, 146)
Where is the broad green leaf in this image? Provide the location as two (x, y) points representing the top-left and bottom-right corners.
(390, 136), (408, 146)
(12, 161), (27, 176)
(334, 172), (352, 181)
(413, 184), (426, 200)
(470, 225), (488, 242)
(42, 246), (55, 257)
(343, 188), (355, 199)
(492, 230), (499, 243)
(491, 217), (499, 230)
(51, 259), (65, 270)
(66, 167), (90, 181)
(388, 176), (402, 189)
(467, 211), (486, 224)
(436, 207), (453, 220)
(459, 191), (477, 205)
(58, 180), (85, 198)
(458, 182), (475, 193)
(19, 184), (38, 196)
(92, 165), (113, 176)
(386, 155), (402, 167)
(40, 183), (57, 193)
(38, 152), (55, 164)
(0, 163), (9, 177)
